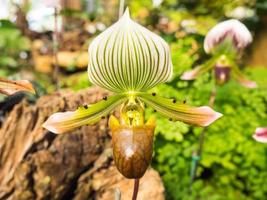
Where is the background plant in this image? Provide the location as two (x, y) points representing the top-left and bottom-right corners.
(0, 19), (30, 76)
(151, 38), (267, 200)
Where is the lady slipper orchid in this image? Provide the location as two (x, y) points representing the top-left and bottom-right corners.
(253, 127), (267, 143)
(181, 19), (257, 88)
(0, 78), (35, 96)
(43, 8), (222, 179)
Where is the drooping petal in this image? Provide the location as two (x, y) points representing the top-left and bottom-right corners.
(88, 8), (172, 93)
(43, 94), (127, 134)
(137, 92), (222, 127)
(253, 127), (267, 143)
(204, 19), (252, 54)
(181, 57), (217, 80)
(0, 78), (35, 96)
(229, 61), (257, 88)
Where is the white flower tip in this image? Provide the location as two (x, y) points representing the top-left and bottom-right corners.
(247, 81), (257, 88)
(124, 7), (130, 17)
(42, 111), (76, 134)
(240, 80), (257, 89)
(253, 127), (267, 143)
(200, 106), (223, 126)
(119, 7), (130, 21)
(42, 121), (60, 134)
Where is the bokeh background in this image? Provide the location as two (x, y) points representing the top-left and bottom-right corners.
(0, 0), (267, 199)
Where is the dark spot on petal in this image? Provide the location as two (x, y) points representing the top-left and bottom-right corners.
(152, 92), (156, 96)
(154, 110), (157, 112)
(83, 105), (88, 109)
(172, 99), (176, 103)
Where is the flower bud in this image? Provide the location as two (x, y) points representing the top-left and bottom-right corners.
(88, 8), (172, 93)
(204, 19), (252, 54)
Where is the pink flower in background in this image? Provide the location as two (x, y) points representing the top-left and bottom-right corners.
(253, 127), (267, 143)
(204, 19), (252, 54)
(181, 19), (256, 88)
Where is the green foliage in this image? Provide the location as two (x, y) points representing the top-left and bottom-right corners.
(60, 72), (91, 91)
(149, 38), (267, 200)
(161, 0), (255, 18)
(0, 20), (30, 73)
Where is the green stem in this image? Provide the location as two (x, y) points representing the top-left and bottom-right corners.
(119, 0), (125, 18)
(52, 7), (60, 90)
(190, 85), (217, 190)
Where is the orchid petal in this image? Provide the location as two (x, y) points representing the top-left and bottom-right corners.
(229, 61), (257, 88)
(181, 57), (217, 80)
(137, 92), (222, 127)
(253, 127), (267, 143)
(43, 94), (127, 134)
(0, 78), (35, 96)
(88, 8), (172, 93)
(204, 19), (252, 54)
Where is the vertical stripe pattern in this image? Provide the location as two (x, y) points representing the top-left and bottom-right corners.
(88, 8), (173, 93)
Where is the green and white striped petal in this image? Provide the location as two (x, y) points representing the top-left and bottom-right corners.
(43, 94), (128, 134)
(88, 8), (172, 93)
(137, 92), (222, 127)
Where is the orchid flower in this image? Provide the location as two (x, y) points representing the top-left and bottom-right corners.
(253, 127), (267, 143)
(0, 78), (35, 96)
(181, 19), (257, 88)
(43, 8), (222, 179)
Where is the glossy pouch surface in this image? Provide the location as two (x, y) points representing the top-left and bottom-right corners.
(109, 117), (155, 179)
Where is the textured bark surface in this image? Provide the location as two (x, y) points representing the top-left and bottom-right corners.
(0, 87), (165, 200)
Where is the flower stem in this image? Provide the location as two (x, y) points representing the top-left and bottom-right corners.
(52, 7), (60, 90)
(190, 85), (217, 191)
(119, 0), (125, 18)
(132, 179), (140, 200)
